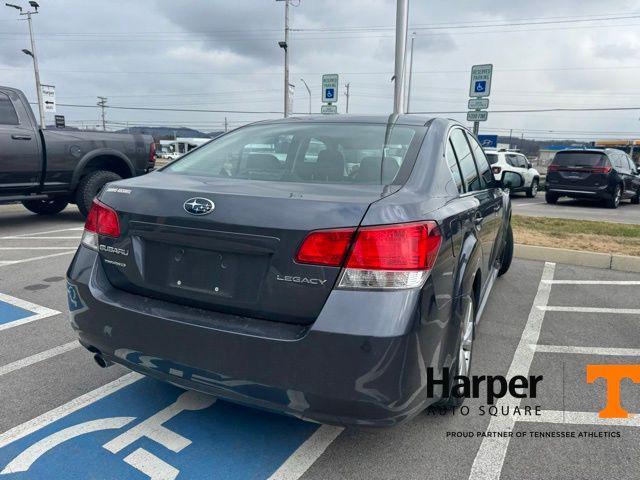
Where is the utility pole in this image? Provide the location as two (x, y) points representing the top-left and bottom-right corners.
(277, 0), (291, 117)
(345, 83), (350, 114)
(406, 32), (416, 113)
(392, 0), (409, 115)
(6, 2), (45, 128)
(300, 78), (311, 114)
(508, 128), (513, 149)
(97, 96), (107, 131)
(224, 117), (228, 132)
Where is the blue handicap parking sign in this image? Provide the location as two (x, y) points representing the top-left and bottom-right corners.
(474, 81), (487, 93)
(325, 88), (335, 99)
(0, 377), (321, 479)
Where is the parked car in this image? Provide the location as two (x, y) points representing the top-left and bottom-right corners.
(485, 149), (540, 197)
(545, 148), (640, 208)
(67, 115), (523, 426)
(0, 86), (155, 217)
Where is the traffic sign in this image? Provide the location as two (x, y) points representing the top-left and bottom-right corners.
(322, 74), (339, 103)
(321, 104), (338, 114)
(468, 98), (489, 110)
(467, 111), (488, 122)
(478, 135), (498, 148)
(54, 115), (65, 128)
(469, 64), (493, 98)
(41, 84), (56, 113)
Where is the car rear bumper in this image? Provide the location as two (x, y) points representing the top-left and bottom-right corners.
(67, 247), (450, 427)
(545, 183), (613, 199)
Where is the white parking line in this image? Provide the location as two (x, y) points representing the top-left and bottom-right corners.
(538, 306), (640, 315)
(0, 373), (142, 449)
(532, 344), (640, 356)
(0, 236), (81, 240)
(0, 293), (59, 332)
(543, 280), (640, 285)
(0, 342), (80, 377)
(0, 251), (75, 268)
(512, 201), (546, 207)
(267, 425), (344, 480)
(468, 262), (556, 480)
(0, 227), (83, 239)
(518, 410), (640, 427)
(0, 247), (77, 251)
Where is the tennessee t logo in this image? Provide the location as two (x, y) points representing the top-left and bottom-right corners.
(586, 365), (640, 418)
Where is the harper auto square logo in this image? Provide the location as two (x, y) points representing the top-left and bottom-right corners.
(587, 364), (640, 418)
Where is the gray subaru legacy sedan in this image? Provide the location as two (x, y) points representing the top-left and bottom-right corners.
(66, 115), (522, 426)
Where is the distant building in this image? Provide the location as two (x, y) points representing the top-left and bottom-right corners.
(157, 137), (211, 160)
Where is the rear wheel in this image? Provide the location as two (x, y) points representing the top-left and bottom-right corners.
(75, 170), (122, 217)
(498, 223), (514, 277)
(22, 197), (68, 215)
(526, 178), (539, 198)
(545, 191), (559, 204)
(442, 296), (475, 408)
(606, 185), (622, 209)
(631, 189), (640, 205)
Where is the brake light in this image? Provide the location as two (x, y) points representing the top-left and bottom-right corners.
(547, 164), (559, 172)
(81, 200), (120, 250)
(295, 228), (356, 266)
(149, 142), (156, 165)
(590, 166), (612, 174)
(492, 166), (502, 174)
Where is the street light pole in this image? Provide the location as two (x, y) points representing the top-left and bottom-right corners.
(345, 82), (350, 113)
(300, 78), (311, 114)
(406, 32), (415, 113)
(277, 0), (291, 117)
(6, 2), (45, 128)
(392, 0), (409, 115)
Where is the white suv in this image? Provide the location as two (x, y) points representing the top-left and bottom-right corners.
(485, 149), (540, 197)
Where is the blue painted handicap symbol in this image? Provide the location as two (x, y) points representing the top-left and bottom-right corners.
(0, 301), (33, 326)
(0, 377), (319, 479)
(66, 283), (85, 313)
(325, 88), (335, 99)
(474, 81), (487, 93)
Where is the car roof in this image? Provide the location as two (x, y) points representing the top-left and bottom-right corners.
(251, 114), (435, 127)
(556, 148), (619, 155)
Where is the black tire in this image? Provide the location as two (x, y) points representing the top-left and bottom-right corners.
(441, 295), (475, 408)
(545, 191), (559, 204)
(75, 170), (122, 217)
(498, 223), (514, 277)
(631, 189), (640, 205)
(526, 178), (539, 198)
(22, 197), (69, 215)
(606, 185), (622, 209)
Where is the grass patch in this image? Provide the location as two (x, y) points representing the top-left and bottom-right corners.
(512, 215), (640, 257)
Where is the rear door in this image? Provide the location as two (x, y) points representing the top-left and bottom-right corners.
(0, 91), (41, 195)
(624, 154), (640, 196)
(506, 154), (528, 186)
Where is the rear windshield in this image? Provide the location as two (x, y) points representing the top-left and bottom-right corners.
(486, 153), (499, 165)
(552, 152), (607, 167)
(164, 122), (425, 185)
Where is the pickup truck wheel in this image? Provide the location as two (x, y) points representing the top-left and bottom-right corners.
(497, 223), (514, 277)
(76, 170), (122, 217)
(22, 198), (69, 215)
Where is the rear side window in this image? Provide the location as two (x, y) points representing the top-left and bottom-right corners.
(0, 93), (18, 125)
(165, 122), (425, 185)
(450, 129), (481, 192)
(486, 153), (499, 165)
(468, 134), (494, 187)
(446, 139), (464, 193)
(553, 152), (607, 167)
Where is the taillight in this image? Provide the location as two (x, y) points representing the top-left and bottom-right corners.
(590, 166), (612, 174)
(492, 166), (502, 174)
(295, 228), (356, 266)
(296, 221), (442, 290)
(81, 199), (120, 250)
(149, 142), (156, 164)
(547, 164), (559, 172)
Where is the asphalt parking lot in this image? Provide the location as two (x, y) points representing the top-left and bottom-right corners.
(511, 194), (640, 224)
(0, 204), (638, 480)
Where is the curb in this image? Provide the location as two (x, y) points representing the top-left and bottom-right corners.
(514, 244), (640, 273)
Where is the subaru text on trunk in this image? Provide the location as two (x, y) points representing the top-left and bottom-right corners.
(66, 115), (523, 426)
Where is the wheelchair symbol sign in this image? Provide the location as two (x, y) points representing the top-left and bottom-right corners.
(474, 81), (486, 93)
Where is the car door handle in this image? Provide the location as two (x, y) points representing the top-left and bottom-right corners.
(473, 212), (483, 229)
(11, 134), (32, 140)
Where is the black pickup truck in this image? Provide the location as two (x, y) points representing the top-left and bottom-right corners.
(0, 86), (155, 217)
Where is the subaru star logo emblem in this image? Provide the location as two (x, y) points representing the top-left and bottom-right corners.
(183, 197), (215, 216)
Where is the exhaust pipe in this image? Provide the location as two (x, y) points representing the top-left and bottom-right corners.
(93, 353), (113, 368)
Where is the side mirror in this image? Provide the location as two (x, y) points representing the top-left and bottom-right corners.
(500, 171), (524, 189)
(526, 162), (533, 169)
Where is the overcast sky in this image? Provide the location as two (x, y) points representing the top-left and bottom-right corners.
(2, 0), (640, 140)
